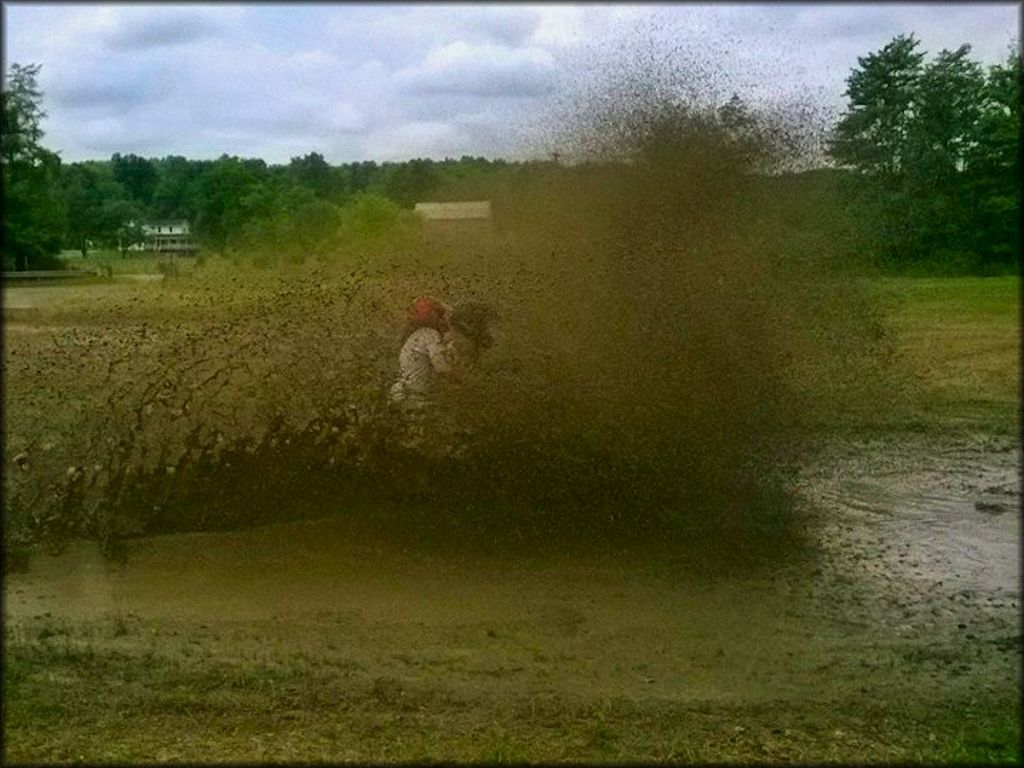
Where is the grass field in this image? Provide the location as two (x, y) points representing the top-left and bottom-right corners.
(58, 249), (199, 276)
(3, 272), (1020, 763)
(878, 275), (1019, 433)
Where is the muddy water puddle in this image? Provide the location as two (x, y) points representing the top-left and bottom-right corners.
(806, 433), (1019, 601)
(819, 480), (1017, 597)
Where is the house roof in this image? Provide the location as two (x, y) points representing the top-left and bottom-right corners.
(413, 201), (491, 221)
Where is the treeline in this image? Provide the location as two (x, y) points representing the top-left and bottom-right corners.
(829, 35), (1020, 274)
(55, 151), (535, 260)
(2, 34), (1020, 274)
(1, 62), (550, 269)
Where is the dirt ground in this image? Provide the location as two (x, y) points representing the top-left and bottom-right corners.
(3, 431), (1019, 763)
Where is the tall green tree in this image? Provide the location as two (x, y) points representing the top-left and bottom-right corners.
(904, 45), (986, 261)
(830, 36), (1020, 272)
(965, 49), (1021, 268)
(830, 34), (925, 180)
(1, 63), (66, 270)
(829, 35), (925, 265)
(60, 162), (103, 256)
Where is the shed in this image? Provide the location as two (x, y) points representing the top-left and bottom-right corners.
(414, 201), (492, 221)
(414, 201), (494, 247)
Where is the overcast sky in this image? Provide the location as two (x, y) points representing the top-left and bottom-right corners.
(2, 2), (1019, 164)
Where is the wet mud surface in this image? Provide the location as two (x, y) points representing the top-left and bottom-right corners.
(796, 432), (1020, 712)
(4, 432), (1020, 760)
(807, 432), (1018, 615)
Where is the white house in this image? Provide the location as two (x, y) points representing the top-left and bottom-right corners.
(129, 220), (199, 253)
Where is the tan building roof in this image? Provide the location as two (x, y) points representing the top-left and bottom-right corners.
(414, 201), (492, 221)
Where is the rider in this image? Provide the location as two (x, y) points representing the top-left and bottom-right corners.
(389, 295), (453, 407)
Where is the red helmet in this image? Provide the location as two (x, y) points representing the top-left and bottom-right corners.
(408, 295), (447, 325)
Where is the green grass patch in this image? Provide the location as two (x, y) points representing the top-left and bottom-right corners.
(939, 712), (1022, 765)
(5, 621), (1016, 764)
(879, 275), (1020, 434)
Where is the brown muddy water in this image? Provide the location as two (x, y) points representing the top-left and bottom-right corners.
(5, 433), (1019, 721)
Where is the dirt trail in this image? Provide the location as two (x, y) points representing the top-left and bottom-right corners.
(6, 435), (1019, 709)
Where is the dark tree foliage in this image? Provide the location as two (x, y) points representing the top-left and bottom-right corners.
(378, 158), (441, 208)
(830, 35), (1020, 273)
(111, 153), (159, 206)
(1, 63), (65, 270)
(150, 155), (198, 219)
(59, 160), (144, 255)
(287, 152), (340, 202)
(189, 155), (277, 252)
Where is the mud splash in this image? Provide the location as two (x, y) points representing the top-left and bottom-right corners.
(4, 40), (899, 557)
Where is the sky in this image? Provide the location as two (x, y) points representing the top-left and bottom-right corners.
(2, 2), (1019, 165)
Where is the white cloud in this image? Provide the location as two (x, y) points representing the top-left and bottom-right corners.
(325, 6), (544, 59)
(76, 116), (127, 145)
(2, 3), (1018, 163)
(395, 41), (557, 97)
(528, 6), (589, 48)
(362, 120), (470, 161)
(48, 78), (153, 111)
(460, 7), (542, 46)
(101, 8), (227, 51)
(291, 49), (341, 69)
